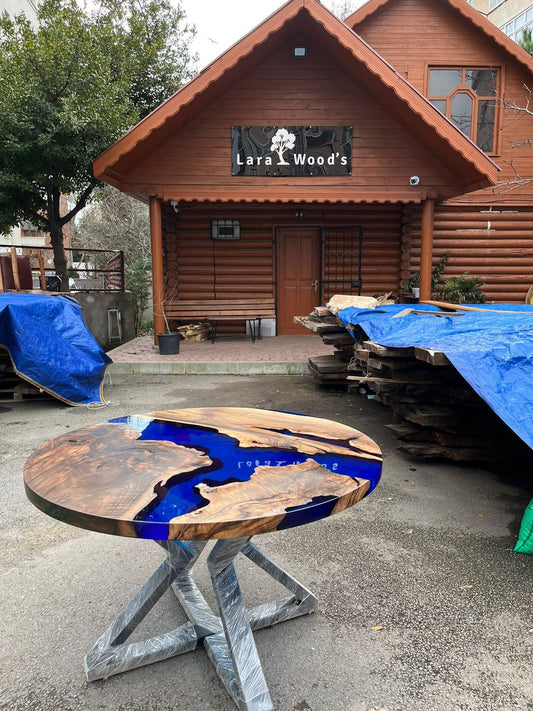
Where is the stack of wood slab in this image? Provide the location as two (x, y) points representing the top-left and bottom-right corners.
(294, 307), (354, 385)
(0, 347), (48, 402)
(346, 339), (530, 461)
(297, 305), (530, 462)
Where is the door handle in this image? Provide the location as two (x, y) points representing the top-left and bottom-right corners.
(312, 279), (319, 292)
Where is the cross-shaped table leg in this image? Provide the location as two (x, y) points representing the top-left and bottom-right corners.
(84, 537), (318, 711)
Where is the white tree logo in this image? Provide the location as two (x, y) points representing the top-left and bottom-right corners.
(270, 128), (296, 165)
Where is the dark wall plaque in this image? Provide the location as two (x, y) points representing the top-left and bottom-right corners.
(232, 126), (352, 177)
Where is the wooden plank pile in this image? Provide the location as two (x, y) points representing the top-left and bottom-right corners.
(0, 347), (49, 402)
(346, 339), (530, 461)
(177, 323), (211, 341)
(297, 305), (530, 462)
(294, 307), (354, 385)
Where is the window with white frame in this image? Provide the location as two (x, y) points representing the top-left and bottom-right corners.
(501, 5), (533, 42)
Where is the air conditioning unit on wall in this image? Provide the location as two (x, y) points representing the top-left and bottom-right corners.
(211, 220), (240, 240)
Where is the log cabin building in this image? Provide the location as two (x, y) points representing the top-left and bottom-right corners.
(93, 0), (533, 340)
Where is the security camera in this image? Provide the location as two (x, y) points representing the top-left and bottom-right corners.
(409, 176), (420, 186)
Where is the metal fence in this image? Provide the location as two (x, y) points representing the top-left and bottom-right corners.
(0, 245), (125, 292)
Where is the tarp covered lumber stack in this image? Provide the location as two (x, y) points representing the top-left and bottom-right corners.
(0, 293), (111, 406)
(337, 302), (533, 456)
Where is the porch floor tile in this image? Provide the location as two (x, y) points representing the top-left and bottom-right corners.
(107, 334), (335, 375)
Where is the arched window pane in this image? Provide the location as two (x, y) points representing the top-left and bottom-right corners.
(451, 93), (473, 137)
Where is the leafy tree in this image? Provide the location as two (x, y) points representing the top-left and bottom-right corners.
(125, 253), (152, 335)
(0, 0), (196, 290)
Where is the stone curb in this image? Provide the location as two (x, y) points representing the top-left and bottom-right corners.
(107, 361), (309, 376)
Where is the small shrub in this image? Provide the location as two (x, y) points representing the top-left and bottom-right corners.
(431, 251), (449, 291)
(139, 319), (154, 335)
(401, 251), (449, 293)
(438, 273), (485, 304)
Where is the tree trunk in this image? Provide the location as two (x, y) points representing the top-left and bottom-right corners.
(45, 183), (97, 292)
(50, 222), (69, 292)
(47, 187), (69, 292)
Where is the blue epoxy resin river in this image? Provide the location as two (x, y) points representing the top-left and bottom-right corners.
(110, 416), (382, 539)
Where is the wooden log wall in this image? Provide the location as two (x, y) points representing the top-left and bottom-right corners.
(163, 206), (273, 300)
(162, 202), (404, 304)
(403, 205), (533, 303)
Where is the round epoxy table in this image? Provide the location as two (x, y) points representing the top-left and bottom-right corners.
(23, 407), (382, 711)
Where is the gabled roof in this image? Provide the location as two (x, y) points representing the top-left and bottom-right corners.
(94, 0), (498, 197)
(345, 0), (533, 74)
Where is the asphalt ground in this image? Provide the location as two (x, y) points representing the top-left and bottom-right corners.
(1, 373), (532, 711)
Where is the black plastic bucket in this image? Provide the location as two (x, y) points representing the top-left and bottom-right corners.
(157, 332), (181, 355)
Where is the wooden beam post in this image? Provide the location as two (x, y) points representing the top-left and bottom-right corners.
(36, 250), (46, 290)
(419, 197), (435, 302)
(150, 197), (165, 345)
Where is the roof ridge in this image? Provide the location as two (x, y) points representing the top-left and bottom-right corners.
(94, 0), (497, 190)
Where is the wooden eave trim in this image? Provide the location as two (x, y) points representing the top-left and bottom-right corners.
(311, 2), (499, 187)
(123, 184), (475, 204)
(93, 0), (307, 181)
(346, 0), (533, 75)
(345, 0), (390, 27)
(157, 193), (424, 204)
(95, 0), (498, 191)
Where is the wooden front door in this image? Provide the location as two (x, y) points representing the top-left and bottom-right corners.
(277, 228), (320, 334)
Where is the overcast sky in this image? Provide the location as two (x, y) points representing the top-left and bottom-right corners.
(180, 1), (363, 69)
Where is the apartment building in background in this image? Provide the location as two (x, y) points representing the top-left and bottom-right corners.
(469, 0), (533, 45)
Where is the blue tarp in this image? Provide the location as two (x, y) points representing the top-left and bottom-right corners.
(0, 293), (112, 406)
(337, 302), (533, 450)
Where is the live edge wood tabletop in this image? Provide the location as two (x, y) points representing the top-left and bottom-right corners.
(22, 407), (382, 711)
(23, 406), (382, 541)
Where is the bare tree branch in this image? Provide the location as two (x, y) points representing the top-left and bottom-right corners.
(494, 84), (533, 191)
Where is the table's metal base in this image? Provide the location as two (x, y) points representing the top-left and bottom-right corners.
(84, 537), (318, 711)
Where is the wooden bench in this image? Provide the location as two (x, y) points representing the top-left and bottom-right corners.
(165, 299), (276, 342)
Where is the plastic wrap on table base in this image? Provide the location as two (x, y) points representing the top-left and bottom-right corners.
(84, 540), (206, 681)
(84, 537), (318, 711)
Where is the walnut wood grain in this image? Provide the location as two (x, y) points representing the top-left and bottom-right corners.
(23, 408), (382, 540)
(24, 422), (211, 535)
(168, 459), (370, 539)
(150, 407), (382, 461)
